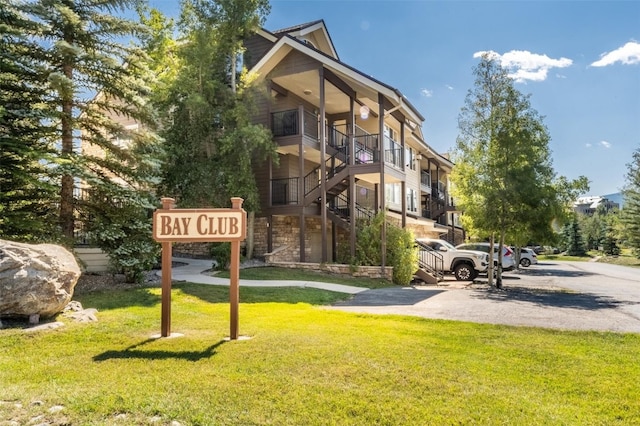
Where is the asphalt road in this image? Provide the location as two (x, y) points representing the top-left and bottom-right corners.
(329, 261), (640, 334)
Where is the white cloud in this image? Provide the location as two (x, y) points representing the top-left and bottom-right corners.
(421, 89), (433, 97)
(445, 84), (454, 90)
(586, 143), (592, 148)
(599, 140), (611, 148)
(474, 50), (573, 83)
(591, 41), (640, 67)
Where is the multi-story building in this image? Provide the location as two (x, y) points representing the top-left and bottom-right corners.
(244, 20), (462, 265)
(573, 196), (620, 215)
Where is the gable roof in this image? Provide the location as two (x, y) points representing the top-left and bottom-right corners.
(249, 26), (425, 125)
(258, 19), (339, 60)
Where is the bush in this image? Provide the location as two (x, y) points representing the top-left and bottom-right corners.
(88, 198), (159, 284)
(210, 242), (231, 270)
(352, 212), (417, 285)
(386, 224), (418, 285)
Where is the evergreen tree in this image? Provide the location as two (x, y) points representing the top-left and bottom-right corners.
(16, 0), (163, 244)
(0, 1), (59, 241)
(622, 148), (640, 257)
(562, 214), (586, 256)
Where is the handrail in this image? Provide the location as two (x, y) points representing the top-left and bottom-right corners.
(329, 192), (374, 222)
(415, 240), (444, 280)
(354, 133), (379, 164)
(304, 145), (349, 196)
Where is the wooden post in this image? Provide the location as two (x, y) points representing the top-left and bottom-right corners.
(160, 197), (175, 337)
(229, 197), (244, 340)
(152, 196), (246, 340)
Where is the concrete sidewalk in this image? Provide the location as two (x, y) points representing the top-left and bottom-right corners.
(161, 257), (368, 295)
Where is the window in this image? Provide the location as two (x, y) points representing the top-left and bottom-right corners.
(406, 188), (418, 213)
(405, 147), (416, 170)
(385, 183), (402, 205)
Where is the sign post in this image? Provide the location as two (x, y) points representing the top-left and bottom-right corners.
(152, 197), (247, 339)
(160, 197), (175, 337)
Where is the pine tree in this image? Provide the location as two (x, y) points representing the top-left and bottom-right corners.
(16, 0), (163, 244)
(622, 148), (640, 257)
(0, 1), (59, 241)
(563, 215), (586, 256)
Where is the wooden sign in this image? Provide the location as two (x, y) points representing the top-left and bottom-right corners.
(152, 197), (246, 340)
(153, 210), (245, 242)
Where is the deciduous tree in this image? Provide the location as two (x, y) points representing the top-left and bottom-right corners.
(451, 55), (587, 288)
(157, 0), (277, 258)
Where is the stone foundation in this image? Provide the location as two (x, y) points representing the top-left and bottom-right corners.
(173, 242), (212, 259)
(266, 260), (393, 281)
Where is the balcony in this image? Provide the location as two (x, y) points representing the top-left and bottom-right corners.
(383, 135), (403, 169)
(420, 171), (432, 194)
(271, 109), (319, 139)
(271, 177), (299, 205)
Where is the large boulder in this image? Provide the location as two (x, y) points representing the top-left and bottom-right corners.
(0, 240), (81, 319)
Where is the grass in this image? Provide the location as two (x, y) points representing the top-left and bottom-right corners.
(215, 266), (395, 289)
(538, 248), (640, 268)
(2, 283), (640, 425)
(537, 253), (594, 262)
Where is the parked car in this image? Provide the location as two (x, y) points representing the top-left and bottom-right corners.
(526, 245), (545, 254)
(416, 238), (489, 281)
(518, 248), (538, 267)
(455, 242), (516, 271)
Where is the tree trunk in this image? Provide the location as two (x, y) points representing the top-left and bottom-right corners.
(246, 210), (255, 259)
(60, 61), (75, 242)
(496, 230), (505, 289)
(488, 233), (495, 287)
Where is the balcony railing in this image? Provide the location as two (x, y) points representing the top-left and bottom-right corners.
(271, 109), (319, 139)
(384, 135), (403, 169)
(271, 177), (299, 205)
(420, 171), (432, 194)
(354, 133), (379, 164)
(272, 110), (298, 137)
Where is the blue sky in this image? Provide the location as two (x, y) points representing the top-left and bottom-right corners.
(150, 0), (640, 197)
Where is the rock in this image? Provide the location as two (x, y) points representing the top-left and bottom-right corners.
(0, 240), (81, 319)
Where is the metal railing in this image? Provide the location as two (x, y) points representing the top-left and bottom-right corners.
(303, 147), (349, 197)
(415, 240), (444, 280)
(384, 135), (403, 169)
(329, 193), (374, 223)
(271, 109), (320, 139)
(271, 110), (298, 137)
(354, 133), (379, 164)
(271, 177), (299, 205)
(420, 171), (431, 193)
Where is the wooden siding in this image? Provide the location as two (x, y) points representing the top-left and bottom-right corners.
(244, 33), (275, 70)
(270, 50), (320, 80)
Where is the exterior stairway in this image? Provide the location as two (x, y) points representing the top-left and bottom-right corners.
(415, 240), (444, 284)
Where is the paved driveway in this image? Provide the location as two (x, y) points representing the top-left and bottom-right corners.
(329, 261), (640, 333)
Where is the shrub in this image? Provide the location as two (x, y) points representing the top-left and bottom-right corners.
(210, 242), (231, 270)
(352, 212), (417, 285)
(87, 198), (159, 283)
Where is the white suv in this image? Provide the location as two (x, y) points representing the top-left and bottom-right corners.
(456, 242), (516, 271)
(416, 238), (490, 281)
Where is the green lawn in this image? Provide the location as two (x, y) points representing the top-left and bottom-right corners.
(215, 266), (396, 289)
(2, 283), (640, 425)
